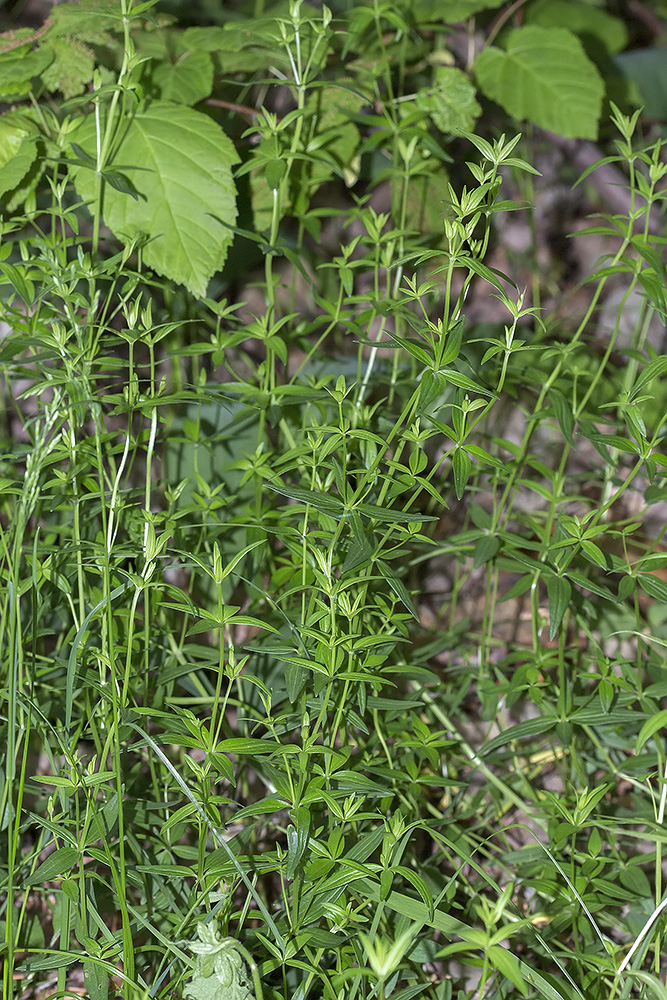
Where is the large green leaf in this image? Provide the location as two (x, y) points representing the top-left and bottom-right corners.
(0, 45), (53, 99)
(408, 0), (505, 21)
(0, 114), (27, 168)
(306, 84), (364, 187)
(49, 0), (122, 43)
(69, 102), (239, 297)
(152, 51), (214, 105)
(0, 127), (36, 200)
(475, 26), (604, 139)
(525, 0), (628, 55)
(614, 49), (667, 121)
(415, 67), (481, 135)
(41, 37), (95, 97)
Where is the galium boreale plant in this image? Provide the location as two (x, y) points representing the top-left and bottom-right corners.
(2, 0), (667, 998)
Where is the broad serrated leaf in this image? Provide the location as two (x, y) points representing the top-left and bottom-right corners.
(0, 45), (53, 97)
(415, 67), (481, 135)
(49, 0), (122, 42)
(0, 132), (36, 200)
(184, 925), (255, 1000)
(69, 102), (239, 297)
(183, 23), (291, 73)
(152, 50), (213, 105)
(183, 26), (233, 52)
(408, 0), (505, 20)
(475, 26), (603, 139)
(0, 114), (27, 167)
(526, 0), (628, 54)
(0, 29), (39, 55)
(404, 167), (451, 237)
(41, 36), (95, 97)
(307, 84), (364, 186)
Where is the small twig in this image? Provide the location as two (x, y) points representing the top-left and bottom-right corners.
(486, 0), (530, 46)
(205, 97), (263, 120)
(628, 0), (664, 37)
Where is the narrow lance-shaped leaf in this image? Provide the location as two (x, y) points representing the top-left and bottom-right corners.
(265, 483), (346, 517)
(25, 846), (79, 885)
(547, 575), (572, 640)
(548, 387), (575, 447)
(377, 559), (419, 619)
(629, 357), (667, 402)
(453, 448), (472, 500)
(285, 806), (310, 879)
(635, 709), (667, 754)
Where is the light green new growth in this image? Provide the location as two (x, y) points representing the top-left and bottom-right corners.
(184, 924), (263, 1000)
